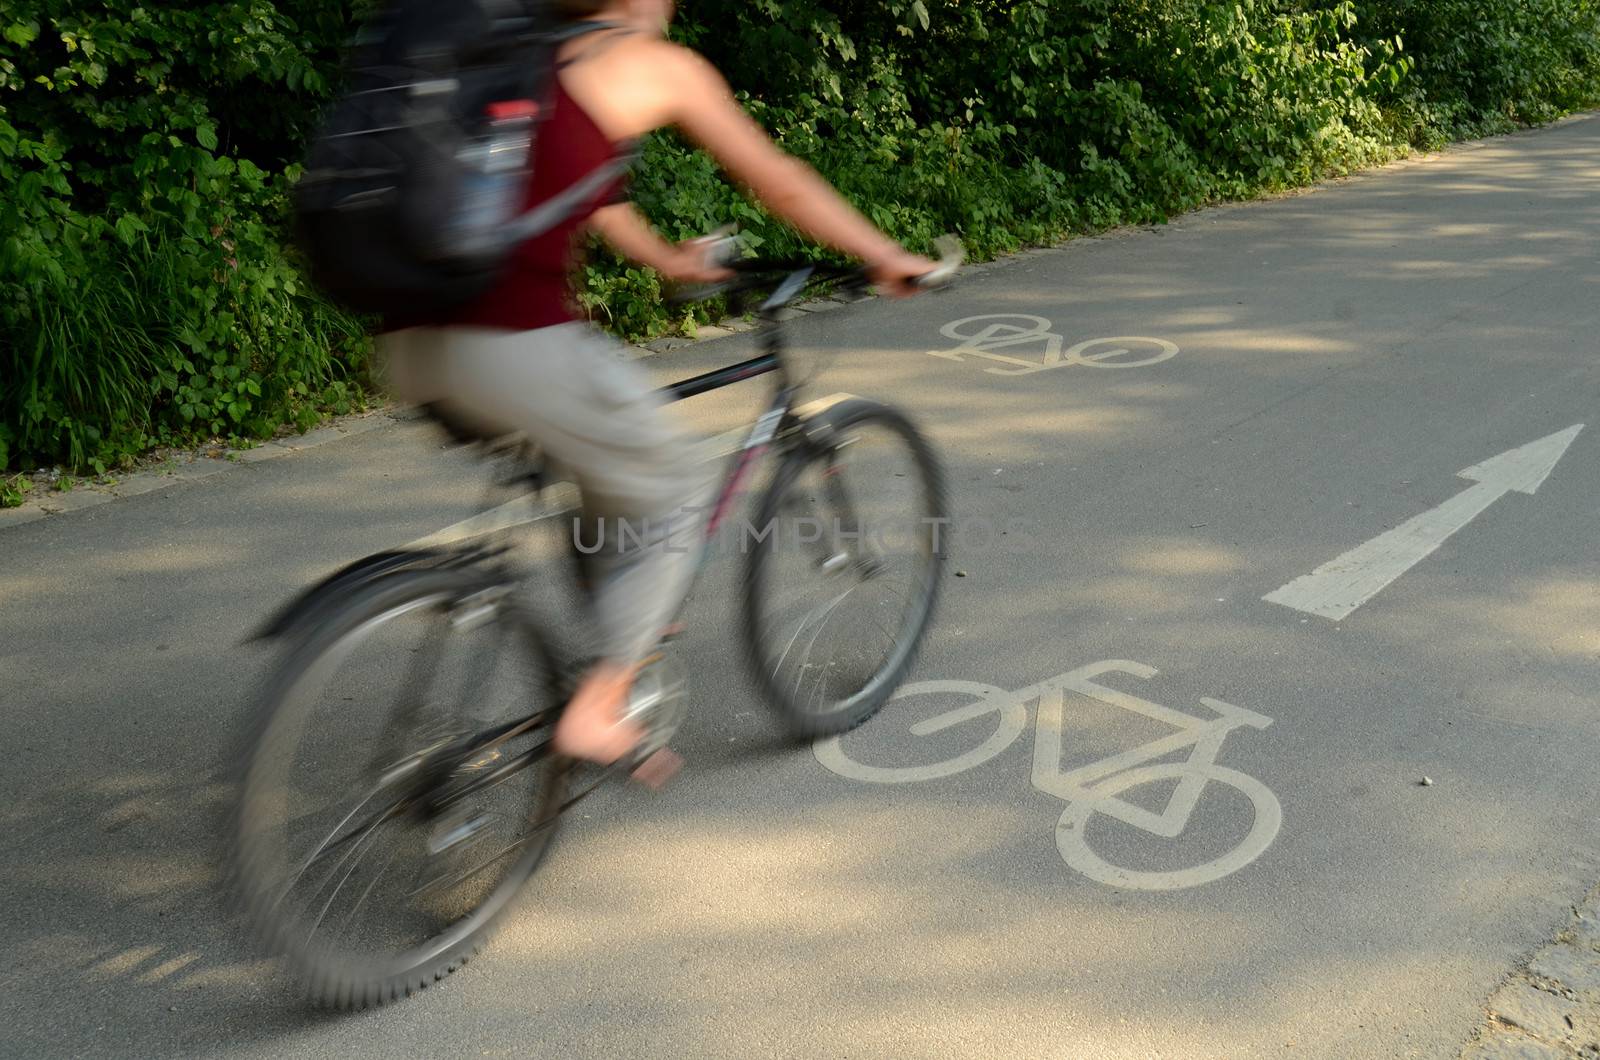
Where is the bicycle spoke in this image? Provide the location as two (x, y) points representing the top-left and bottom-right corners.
(305, 813), (400, 945)
(805, 607), (900, 712)
(839, 613), (900, 706)
(272, 791), (406, 912)
(804, 653), (835, 717)
(336, 845), (405, 947)
(453, 612), (512, 730)
(368, 618), (453, 777)
(436, 741), (548, 809)
(233, 570), (572, 1007)
(409, 825), (550, 900)
(769, 584), (857, 687)
(861, 613), (903, 662)
(787, 576), (915, 717)
(782, 584), (860, 706)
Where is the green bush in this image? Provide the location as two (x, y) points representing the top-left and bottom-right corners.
(1358, 0), (1600, 139)
(3, 0), (1599, 473)
(581, 0), (1416, 331)
(0, 1), (369, 473)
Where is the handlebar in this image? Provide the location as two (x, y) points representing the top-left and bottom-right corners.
(667, 234), (965, 318)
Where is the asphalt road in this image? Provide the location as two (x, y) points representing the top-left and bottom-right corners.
(2, 115), (1598, 1060)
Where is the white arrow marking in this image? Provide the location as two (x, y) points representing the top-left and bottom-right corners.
(1264, 424), (1584, 621)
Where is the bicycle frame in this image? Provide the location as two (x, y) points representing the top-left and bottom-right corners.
(660, 323), (799, 552)
(655, 263), (869, 557)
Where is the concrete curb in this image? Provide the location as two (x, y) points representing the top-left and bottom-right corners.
(0, 408), (400, 531)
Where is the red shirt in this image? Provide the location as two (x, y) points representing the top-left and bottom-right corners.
(436, 78), (628, 331)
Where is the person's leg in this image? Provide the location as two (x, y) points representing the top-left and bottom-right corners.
(380, 324), (712, 764)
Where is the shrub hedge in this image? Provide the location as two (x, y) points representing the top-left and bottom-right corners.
(3, 0), (1598, 474)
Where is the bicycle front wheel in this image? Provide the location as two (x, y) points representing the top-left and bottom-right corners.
(231, 568), (567, 1009)
(743, 399), (947, 738)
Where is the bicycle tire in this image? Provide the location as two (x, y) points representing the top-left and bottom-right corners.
(231, 567), (568, 1009)
(743, 398), (947, 738)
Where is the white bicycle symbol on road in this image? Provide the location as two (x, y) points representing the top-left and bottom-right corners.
(925, 315), (1179, 376)
(815, 660), (1282, 890)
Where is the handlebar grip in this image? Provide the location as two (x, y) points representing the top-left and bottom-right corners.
(913, 235), (965, 290)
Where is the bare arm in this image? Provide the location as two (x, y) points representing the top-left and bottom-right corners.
(587, 204), (682, 275)
(557, 35), (931, 292)
(587, 204), (730, 283)
(662, 49), (930, 291)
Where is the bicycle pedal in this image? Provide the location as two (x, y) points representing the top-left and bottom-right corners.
(629, 748), (683, 792)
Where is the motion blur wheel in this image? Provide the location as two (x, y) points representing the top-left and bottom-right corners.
(232, 569), (568, 1008)
(743, 399), (947, 738)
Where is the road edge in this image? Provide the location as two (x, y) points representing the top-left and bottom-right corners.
(1460, 884), (1600, 1057)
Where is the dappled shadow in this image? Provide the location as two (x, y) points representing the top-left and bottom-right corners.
(0, 770), (336, 1055)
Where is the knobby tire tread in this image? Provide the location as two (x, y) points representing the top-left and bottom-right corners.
(231, 567), (567, 1010)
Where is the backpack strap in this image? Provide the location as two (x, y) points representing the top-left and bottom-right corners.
(552, 22), (634, 69)
(495, 20), (639, 244)
(501, 147), (638, 244)
(545, 19), (625, 46)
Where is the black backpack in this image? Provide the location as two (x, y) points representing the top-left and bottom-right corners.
(293, 0), (629, 319)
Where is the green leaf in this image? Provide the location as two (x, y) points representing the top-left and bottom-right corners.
(3, 21), (39, 46)
(113, 214), (148, 245)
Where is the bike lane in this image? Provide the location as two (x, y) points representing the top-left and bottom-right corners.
(1, 117), (1597, 1058)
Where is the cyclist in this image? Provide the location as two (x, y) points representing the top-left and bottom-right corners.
(377, 0), (936, 772)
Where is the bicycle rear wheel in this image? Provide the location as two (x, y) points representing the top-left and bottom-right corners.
(743, 399), (947, 738)
(231, 567), (567, 1008)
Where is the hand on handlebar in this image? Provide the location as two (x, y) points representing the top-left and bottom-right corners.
(868, 234), (965, 296)
(659, 232), (737, 285)
(663, 231), (963, 309)
(867, 249), (940, 298)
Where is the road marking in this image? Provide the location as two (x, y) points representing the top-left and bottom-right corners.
(406, 394), (859, 548)
(816, 660), (1281, 890)
(1065, 336), (1179, 369)
(1264, 424), (1584, 621)
(926, 315), (1178, 375)
(927, 314), (1066, 375)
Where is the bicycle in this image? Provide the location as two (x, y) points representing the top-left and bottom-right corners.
(814, 659), (1282, 890)
(229, 245), (961, 1008)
